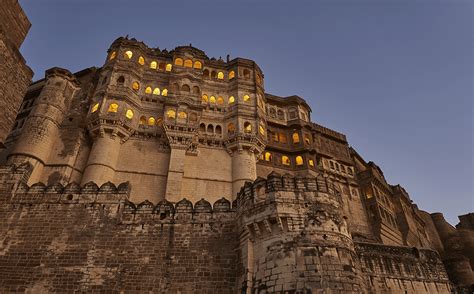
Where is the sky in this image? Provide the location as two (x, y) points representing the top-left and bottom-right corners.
(19, 0), (473, 225)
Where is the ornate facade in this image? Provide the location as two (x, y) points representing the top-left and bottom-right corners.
(0, 36), (472, 293)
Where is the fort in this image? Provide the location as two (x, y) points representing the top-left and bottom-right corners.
(0, 2), (473, 293)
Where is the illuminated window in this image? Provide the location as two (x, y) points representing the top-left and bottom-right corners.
(162, 89), (168, 96)
(243, 95), (250, 102)
(139, 116), (146, 125)
(124, 50), (133, 59)
(217, 72), (224, 80)
(292, 132), (300, 143)
(109, 51), (116, 60)
(228, 96), (235, 104)
(153, 88), (160, 95)
(202, 94), (208, 103)
(166, 64), (172, 72)
(296, 156), (304, 166)
(138, 56), (145, 65)
(229, 70), (235, 79)
(259, 125), (265, 135)
(227, 123), (236, 133)
(265, 152), (272, 161)
(125, 109), (134, 119)
(178, 111), (187, 119)
(217, 96), (224, 105)
(174, 58), (183, 66)
(182, 84), (190, 92)
(150, 61), (157, 69)
(167, 109), (176, 119)
(194, 61), (202, 69)
(309, 159), (315, 167)
(145, 87), (152, 94)
(244, 122), (252, 133)
(148, 117), (155, 125)
(91, 103), (99, 113)
(203, 69), (210, 77)
(209, 96), (216, 104)
(282, 156), (290, 166)
(243, 69), (250, 79)
(132, 82), (140, 91)
(156, 117), (163, 125)
(184, 59), (192, 68)
(108, 103), (119, 113)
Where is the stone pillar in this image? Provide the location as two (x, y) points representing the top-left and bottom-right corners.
(231, 148), (257, 198)
(81, 134), (122, 186)
(164, 147), (186, 202)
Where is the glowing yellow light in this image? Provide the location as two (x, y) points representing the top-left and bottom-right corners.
(229, 71), (235, 80)
(132, 82), (140, 91)
(150, 61), (157, 69)
(193, 61), (202, 69)
(108, 103), (118, 113)
(296, 156), (304, 166)
(91, 103), (99, 113)
(217, 72), (224, 80)
(244, 122), (252, 133)
(309, 159), (314, 167)
(228, 96), (235, 104)
(139, 116), (146, 125)
(166, 64), (172, 72)
(145, 87), (152, 94)
(167, 109), (176, 119)
(209, 96), (216, 104)
(282, 156), (290, 166)
(202, 94), (208, 103)
(178, 111), (187, 119)
(292, 132), (300, 143)
(259, 125), (265, 135)
(138, 56), (145, 65)
(125, 109), (134, 119)
(162, 89), (168, 96)
(184, 59), (192, 68)
(174, 58), (183, 66)
(227, 123), (236, 133)
(148, 117), (155, 125)
(124, 50), (133, 59)
(153, 88), (160, 95)
(109, 51), (116, 60)
(243, 95), (250, 102)
(217, 97), (224, 105)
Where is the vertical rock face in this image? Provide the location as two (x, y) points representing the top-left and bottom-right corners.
(0, 0), (33, 147)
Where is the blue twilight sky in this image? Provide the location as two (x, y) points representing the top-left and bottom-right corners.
(19, 0), (473, 224)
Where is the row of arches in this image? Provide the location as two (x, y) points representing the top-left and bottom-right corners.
(139, 116), (162, 126)
(174, 58), (202, 69)
(201, 94), (250, 105)
(110, 50), (173, 72)
(199, 123), (223, 135)
(171, 83), (200, 95)
(268, 130), (311, 145)
(116, 76), (168, 97)
(262, 152), (315, 167)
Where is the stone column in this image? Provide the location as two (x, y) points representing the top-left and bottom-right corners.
(231, 148), (257, 198)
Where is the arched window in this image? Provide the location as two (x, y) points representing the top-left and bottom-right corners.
(304, 134), (311, 144)
(181, 84), (190, 92)
(178, 111), (187, 119)
(211, 71), (217, 79)
(243, 69), (250, 79)
(125, 109), (134, 119)
(162, 89), (168, 96)
(109, 51), (116, 60)
(145, 87), (152, 94)
(153, 88), (160, 95)
(91, 103), (100, 113)
(217, 96), (224, 105)
(244, 122), (252, 133)
(166, 64), (172, 72)
(202, 94), (208, 103)
(148, 117), (155, 125)
(117, 76), (125, 85)
(139, 116), (146, 125)
(277, 109), (284, 120)
(292, 132), (300, 143)
(215, 125), (222, 134)
(203, 69), (210, 77)
(138, 56), (145, 65)
(308, 159), (315, 167)
(229, 70), (235, 79)
(150, 61), (157, 69)
(296, 156), (304, 166)
(194, 61), (202, 69)
(108, 103), (119, 113)
(279, 133), (287, 143)
(156, 117), (163, 125)
(192, 86), (200, 94)
(217, 72), (224, 80)
(282, 156), (290, 166)
(184, 59), (193, 68)
(227, 123), (236, 134)
(259, 125), (265, 135)
(228, 96), (235, 104)
(209, 96), (216, 104)
(124, 50), (133, 59)
(207, 124), (214, 133)
(167, 109), (176, 119)
(199, 123), (206, 132)
(132, 81), (140, 91)
(243, 95), (250, 102)
(265, 152), (272, 161)
(174, 58), (183, 66)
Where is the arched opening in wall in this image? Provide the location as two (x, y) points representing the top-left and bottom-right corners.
(148, 117), (155, 126)
(167, 109), (176, 119)
(228, 96), (235, 104)
(202, 94), (208, 103)
(209, 96), (216, 104)
(132, 82), (140, 92)
(139, 116), (146, 125)
(217, 97), (224, 105)
(156, 117), (163, 125)
(217, 72), (224, 80)
(199, 123), (206, 132)
(145, 87), (152, 94)
(309, 159), (315, 167)
(117, 76), (125, 86)
(159, 63), (166, 71)
(178, 111), (187, 119)
(203, 69), (210, 78)
(138, 56), (145, 65)
(194, 61), (202, 69)
(184, 59), (193, 68)
(269, 108), (276, 118)
(166, 64), (172, 72)
(211, 71), (217, 79)
(243, 69), (250, 79)
(207, 124), (214, 133)
(304, 134), (311, 144)
(296, 156), (304, 166)
(125, 109), (134, 119)
(289, 109), (298, 119)
(124, 50), (133, 59)
(229, 70), (235, 80)
(215, 125), (222, 135)
(109, 51), (116, 60)
(153, 88), (160, 95)
(227, 123), (235, 134)
(162, 89), (168, 96)
(108, 103), (119, 113)
(265, 152), (272, 162)
(150, 61), (157, 69)
(292, 132), (300, 143)
(259, 125), (265, 136)
(243, 95), (250, 103)
(277, 109), (284, 120)
(91, 103), (99, 113)
(279, 133), (287, 143)
(244, 122), (252, 133)
(174, 58), (183, 66)
(282, 156), (290, 166)
(181, 84), (190, 92)
(192, 86), (200, 94)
